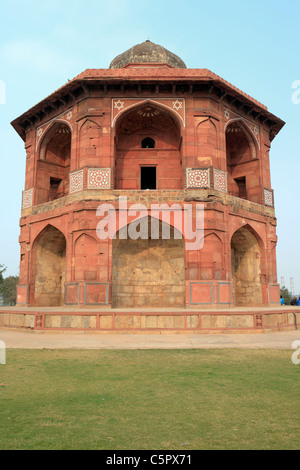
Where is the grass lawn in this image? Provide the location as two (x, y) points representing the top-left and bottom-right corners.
(0, 349), (299, 450)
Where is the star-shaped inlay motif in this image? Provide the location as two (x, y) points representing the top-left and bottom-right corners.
(114, 100), (125, 111)
(224, 110), (230, 120)
(173, 100), (183, 111)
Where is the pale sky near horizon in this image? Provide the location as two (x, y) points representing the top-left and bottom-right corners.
(0, 0), (300, 293)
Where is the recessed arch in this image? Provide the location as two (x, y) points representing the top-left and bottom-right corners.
(36, 122), (71, 204)
(38, 120), (72, 160)
(141, 137), (155, 148)
(226, 119), (261, 203)
(112, 216), (185, 308)
(199, 232), (224, 280)
(114, 101), (182, 190)
(197, 117), (219, 166)
(112, 99), (184, 129)
(79, 118), (100, 133)
(31, 225), (66, 306)
(225, 118), (257, 159)
(225, 117), (257, 138)
(73, 231), (98, 245)
(231, 225), (263, 306)
(74, 233), (99, 282)
(78, 119), (102, 162)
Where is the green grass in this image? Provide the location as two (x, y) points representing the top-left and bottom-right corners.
(0, 349), (299, 450)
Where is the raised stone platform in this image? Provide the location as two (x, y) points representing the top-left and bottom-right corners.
(0, 306), (299, 334)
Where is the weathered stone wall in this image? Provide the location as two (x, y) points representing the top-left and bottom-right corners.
(231, 226), (263, 306)
(112, 227), (185, 308)
(34, 226), (66, 306)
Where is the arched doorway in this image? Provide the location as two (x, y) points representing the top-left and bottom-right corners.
(226, 121), (260, 204)
(114, 103), (182, 190)
(112, 217), (185, 308)
(231, 226), (263, 306)
(36, 122), (71, 204)
(32, 226), (66, 306)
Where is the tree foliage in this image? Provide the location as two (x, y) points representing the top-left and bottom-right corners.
(0, 265), (18, 306)
(0, 276), (19, 306)
(280, 286), (293, 305)
(0, 264), (6, 284)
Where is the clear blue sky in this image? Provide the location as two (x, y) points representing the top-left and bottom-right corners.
(0, 0), (299, 293)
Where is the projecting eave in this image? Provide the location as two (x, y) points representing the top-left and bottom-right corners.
(11, 68), (285, 141)
(11, 79), (82, 141)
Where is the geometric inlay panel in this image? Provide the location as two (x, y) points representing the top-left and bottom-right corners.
(264, 188), (274, 207)
(22, 188), (33, 209)
(69, 169), (84, 194)
(186, 168), (210, 188)
(213, 168), (227, 192)
(88, 168), (111, 190)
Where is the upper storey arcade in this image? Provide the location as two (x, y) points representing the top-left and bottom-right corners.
(11, 41), (284, 212)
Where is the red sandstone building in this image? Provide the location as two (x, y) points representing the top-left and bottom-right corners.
(8, 41), (291, 331)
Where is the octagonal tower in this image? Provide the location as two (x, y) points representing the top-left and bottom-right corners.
(11, 41), (285, 322)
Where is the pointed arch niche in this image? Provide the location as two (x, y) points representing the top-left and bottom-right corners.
(73, 233), (99, 282)
(226, 121), (261, 204)
(114, 103), (182, 190)
(78, 119), (102, 166)
(199, 232), (224, 281)
(32, 225), (66, 306)
(196, 118), (218, 167)
(231, 225), (263, 306)
(112, 217), (185, 308)
(36, 122), (71, 204)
